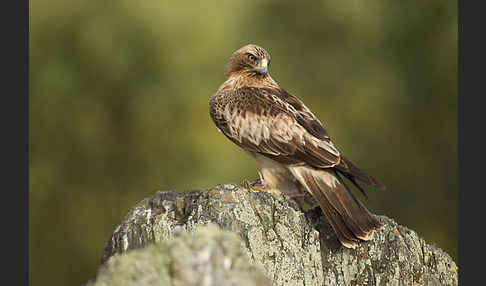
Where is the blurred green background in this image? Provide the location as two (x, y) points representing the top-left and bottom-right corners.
(29, 0), (457, 285)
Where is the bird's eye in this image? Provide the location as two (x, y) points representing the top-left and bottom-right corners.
(247, 54), (256, 62)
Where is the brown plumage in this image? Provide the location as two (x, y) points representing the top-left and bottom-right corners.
(209, 44), (385, 249)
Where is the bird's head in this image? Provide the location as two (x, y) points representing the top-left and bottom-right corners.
(225, 44), (271, 78)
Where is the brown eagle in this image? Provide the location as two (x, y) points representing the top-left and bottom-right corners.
(209, 44), (385, 248)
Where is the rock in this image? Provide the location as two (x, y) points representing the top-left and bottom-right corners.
(88, 224), (270, 286)
(93, 184), (458, 286)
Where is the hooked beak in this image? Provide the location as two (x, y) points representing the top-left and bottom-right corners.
(255, 58), (268, 75)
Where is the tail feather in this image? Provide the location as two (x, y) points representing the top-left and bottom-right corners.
(306, 170), (373, 240)
(289, 166), (383, 248)
(336, 156), (386, 190)
(335, 170), (369, 199)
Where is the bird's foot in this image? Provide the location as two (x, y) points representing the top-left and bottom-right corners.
(241, 178), (282, 196)
(241, 178), (265, 193)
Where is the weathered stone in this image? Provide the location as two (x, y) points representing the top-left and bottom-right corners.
(89, 224), (270, 286)
(93, 184), (458, 286)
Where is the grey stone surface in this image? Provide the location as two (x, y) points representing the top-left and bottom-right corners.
(88, 224), (270, 286)
(94, 184), (458, 286)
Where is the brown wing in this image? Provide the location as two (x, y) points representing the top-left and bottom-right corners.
(210, 86), (340, 168)
(335, 156), (386, 190)
(269, 88), (331, 140)
(266, 87), (385, 190)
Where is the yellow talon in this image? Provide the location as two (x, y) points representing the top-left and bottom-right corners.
(241, 179), (263, 192)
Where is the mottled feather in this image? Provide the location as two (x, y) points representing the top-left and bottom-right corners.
(210, 87), (340, 168)
(210, 44), (385, 248)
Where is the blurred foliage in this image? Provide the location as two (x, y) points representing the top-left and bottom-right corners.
(29, 0), (457, 285)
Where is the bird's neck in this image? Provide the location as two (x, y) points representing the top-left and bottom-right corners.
(218, 72), (280, 92)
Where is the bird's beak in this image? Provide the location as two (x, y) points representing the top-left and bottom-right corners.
(255, 58), (268, 75)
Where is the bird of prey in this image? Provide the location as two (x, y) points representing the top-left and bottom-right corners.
(209, 44), (385, 249)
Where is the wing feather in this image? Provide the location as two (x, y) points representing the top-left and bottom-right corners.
(210, 87), (340, 168)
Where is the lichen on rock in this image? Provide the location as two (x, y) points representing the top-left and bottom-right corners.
(92, 184), (458, 286)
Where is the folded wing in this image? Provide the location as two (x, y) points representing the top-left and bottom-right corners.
(210, 87), (341, 168)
